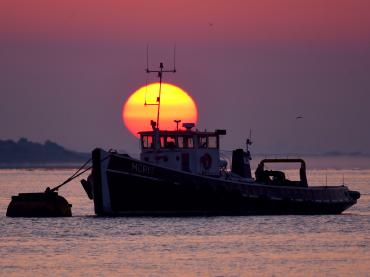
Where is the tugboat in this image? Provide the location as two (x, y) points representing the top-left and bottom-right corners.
(81, 62), (360, 216)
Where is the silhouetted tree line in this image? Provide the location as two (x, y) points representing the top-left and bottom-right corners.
(0, 138), (89, 164)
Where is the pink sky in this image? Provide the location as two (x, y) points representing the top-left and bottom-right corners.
(1, 0), (370, 154)
(1, 0), (370, 44)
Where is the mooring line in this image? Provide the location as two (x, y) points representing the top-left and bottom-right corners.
(49, 153), (113, 192)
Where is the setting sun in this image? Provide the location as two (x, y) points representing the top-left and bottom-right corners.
(123, 83), (198, 137)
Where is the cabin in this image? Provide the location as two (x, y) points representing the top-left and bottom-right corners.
(139, 123), (226, 176)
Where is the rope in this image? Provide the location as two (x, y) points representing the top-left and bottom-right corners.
(49, 158), (92, 192)
(45, 151), (114, 192)
(48, 153), (113, 192)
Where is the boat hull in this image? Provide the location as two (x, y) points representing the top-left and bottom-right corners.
(90, 149), (358, 216)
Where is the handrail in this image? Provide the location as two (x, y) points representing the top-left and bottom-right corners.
(258, 158), (306, 167)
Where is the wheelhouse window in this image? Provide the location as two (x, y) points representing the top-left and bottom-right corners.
(142, 135), (154, 149)
(199, 136), (207, 148)
(208, 136), (218, 149)
(178, 136), (194, 148)
(160, 135), (177, 149)
(198, 135), (218, 149)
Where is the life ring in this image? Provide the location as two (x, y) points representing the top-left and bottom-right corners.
(200, 153), (212, 170)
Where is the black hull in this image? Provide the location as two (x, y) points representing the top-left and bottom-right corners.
(90, 149), (358, 216)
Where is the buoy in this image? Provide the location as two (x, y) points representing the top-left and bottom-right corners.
(5, 157), (110, 218)
(6, 191), (72, 217)
(5, 158), (95, 217)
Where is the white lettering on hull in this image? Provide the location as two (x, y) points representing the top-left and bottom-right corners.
(131, 162), (155, 176)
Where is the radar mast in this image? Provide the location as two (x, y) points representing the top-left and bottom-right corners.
(144, 45), (176, 129)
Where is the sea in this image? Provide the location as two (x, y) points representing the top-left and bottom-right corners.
(0, 167), (369, 276)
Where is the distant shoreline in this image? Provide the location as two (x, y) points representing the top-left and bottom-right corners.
(0, 138), (89, 168)
(1, 138), (369, 170)
(0, 163), (90, 169)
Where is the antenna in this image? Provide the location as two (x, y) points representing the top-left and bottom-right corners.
(174, 120), (181, 131)
(173, 44), (177, 72)
(144, 46), (177, 129)
(246, 129), (253, 152)
(144, 76), (148, 106)
(146, 44), (149, 72)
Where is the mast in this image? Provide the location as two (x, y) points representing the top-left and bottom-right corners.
(145, 46), (176, 129)
(246, 129), (253, 160)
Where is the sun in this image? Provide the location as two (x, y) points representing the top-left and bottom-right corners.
(123, 83), (198, 137)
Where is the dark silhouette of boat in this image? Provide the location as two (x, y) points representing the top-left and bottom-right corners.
(81, 61), (360, 216)
(83, 143), (360, 216)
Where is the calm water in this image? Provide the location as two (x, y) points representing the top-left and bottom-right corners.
(0, 168), (369, 276)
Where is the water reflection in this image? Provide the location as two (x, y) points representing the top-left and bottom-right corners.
(0, 169), (369, 276)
